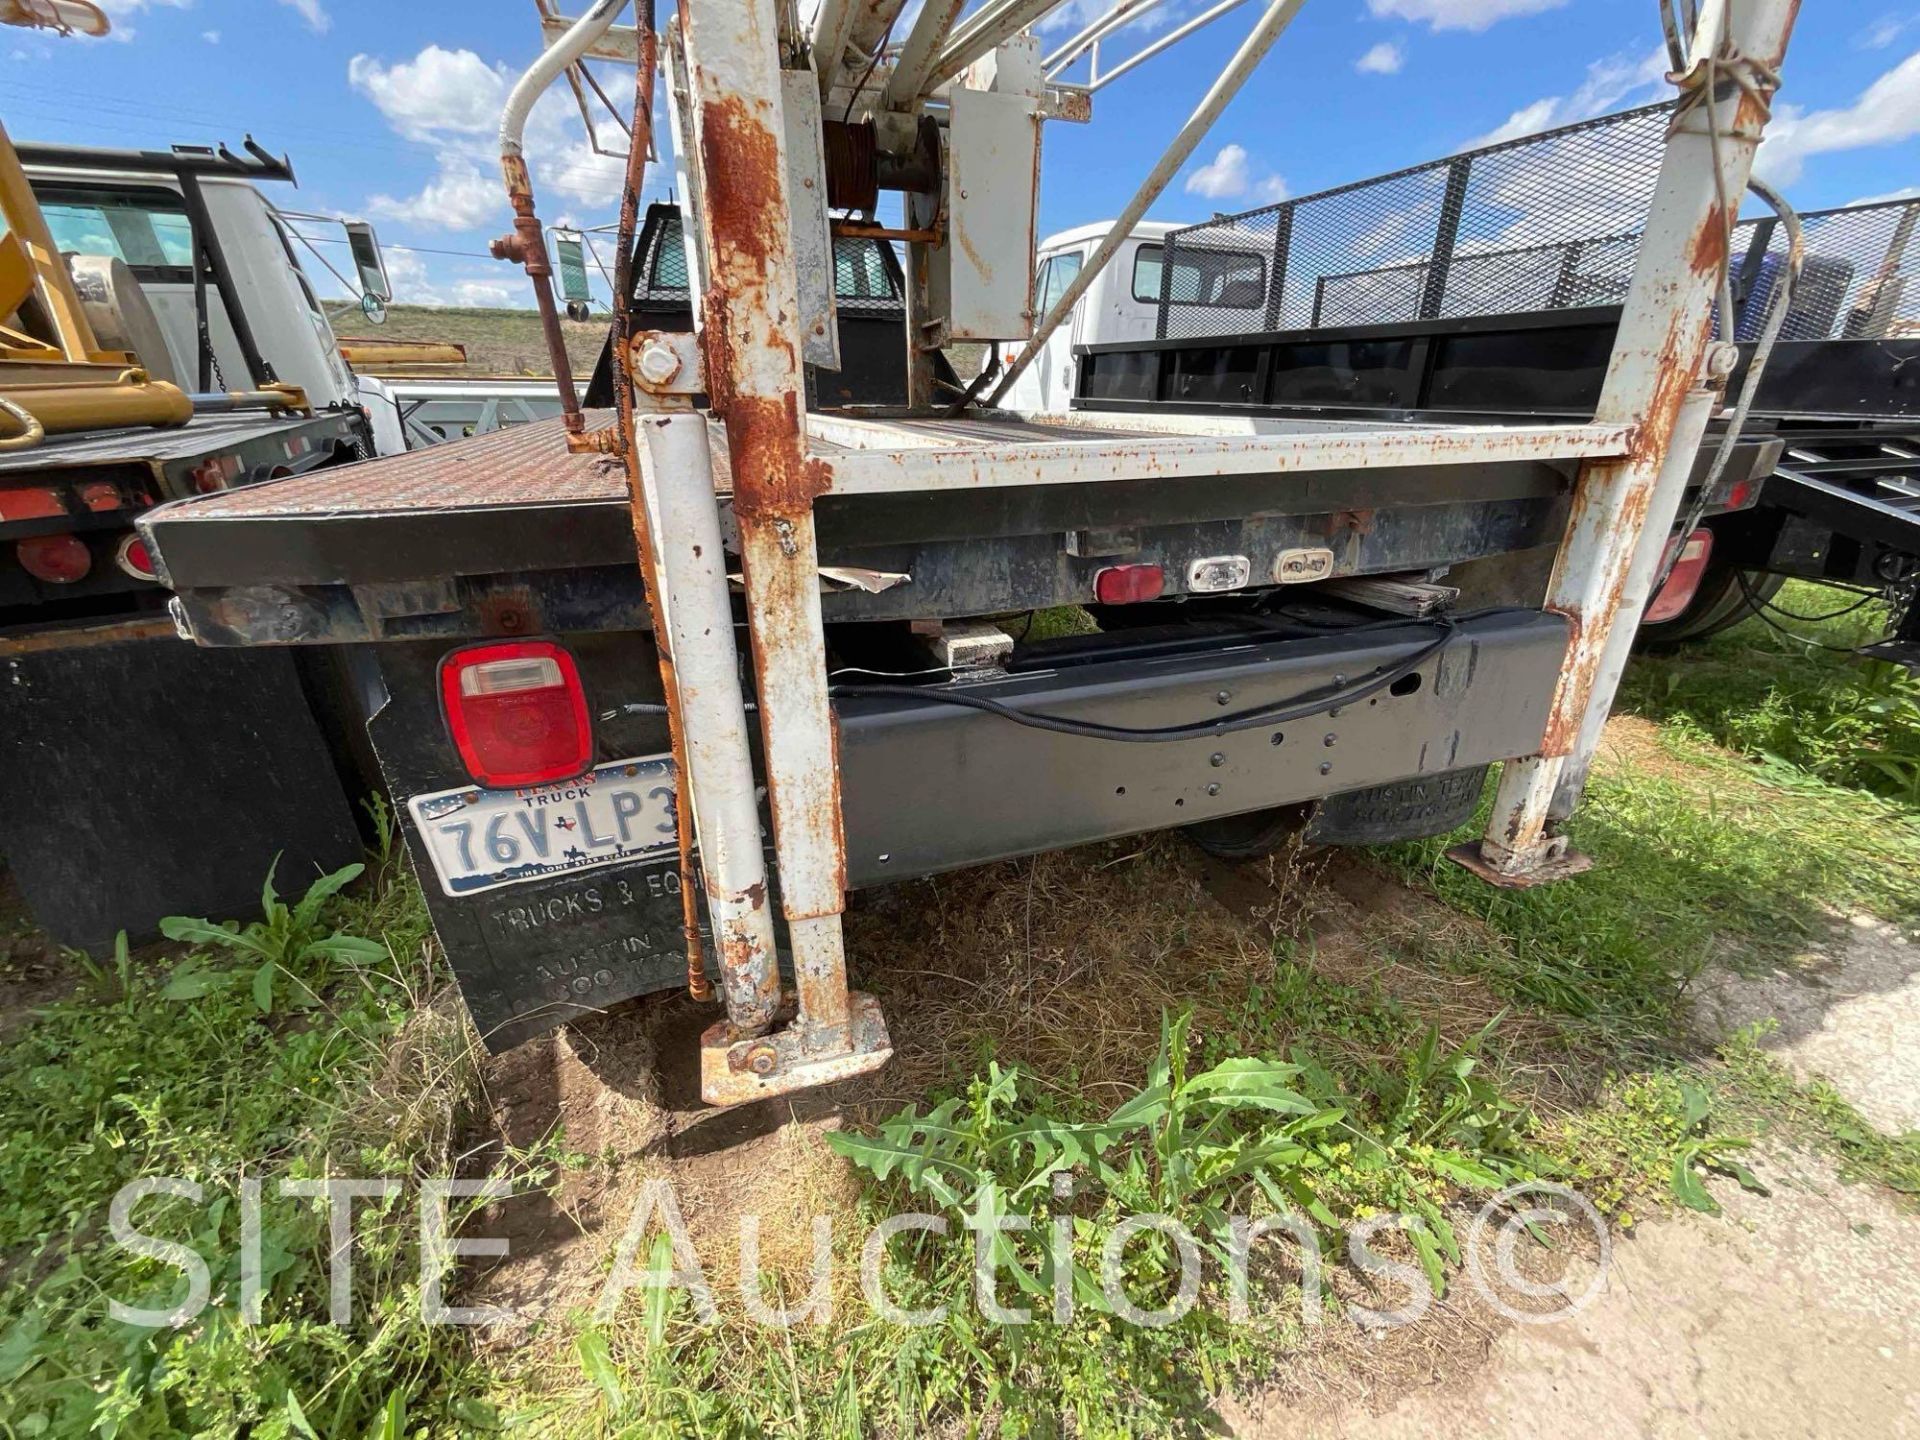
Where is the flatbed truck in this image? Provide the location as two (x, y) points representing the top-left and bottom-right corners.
(136, 0), (1802, 1105)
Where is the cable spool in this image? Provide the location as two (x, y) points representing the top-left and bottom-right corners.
(823, 120), (879, 212)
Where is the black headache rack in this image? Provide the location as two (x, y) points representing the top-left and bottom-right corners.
(1081, 100), (1920, 666)
(580, 202), (960, 409)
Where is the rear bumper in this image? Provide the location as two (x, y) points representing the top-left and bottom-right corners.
(838, 609), (1565, 883)
(363, 609), (1567, 1050)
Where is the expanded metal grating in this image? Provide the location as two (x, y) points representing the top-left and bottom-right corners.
(1726, 200), (1920, 342)
(640, 208), (906, 314)
(1155, 103), (1676, 340)
(1155, 101), (1920, 345)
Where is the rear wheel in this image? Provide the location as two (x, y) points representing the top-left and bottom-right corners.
(1183, 802), (1315, 860)
(1636, 561), (1783, 648)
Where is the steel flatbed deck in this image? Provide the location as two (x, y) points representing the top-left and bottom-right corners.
(141, 404), (1629, 640)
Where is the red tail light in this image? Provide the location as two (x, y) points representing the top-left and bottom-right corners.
(1645, 528), (1714, 624)
(1093, 562), (1165, 605)
(115, 534), (158, 580)
(16, 533), (91, 584)
(439, 640), (593, 789)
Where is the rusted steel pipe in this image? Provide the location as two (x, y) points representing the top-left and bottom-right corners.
(829, 219), (940, 245)
(1545, 383), (1718, 829)
(635, 411), (783, 1034)
(1470, 0), (1801, 882)
(492, 0), (625, 437)
(609, 3), (709, 1002)
(677, 0), (891, 1097)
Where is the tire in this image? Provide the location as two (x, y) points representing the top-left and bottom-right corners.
(1636, 562), (1783, 649)
(1183, 801), (1315, 860)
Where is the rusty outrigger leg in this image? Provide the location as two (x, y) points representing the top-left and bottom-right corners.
(1456, 0), (1801, 888)
(675, 0), (891, 1104)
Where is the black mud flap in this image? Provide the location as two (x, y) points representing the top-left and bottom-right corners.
(1302, 764), (1491, 846)
(0, 637), (359, 951)
(352, 635), (713, 1054)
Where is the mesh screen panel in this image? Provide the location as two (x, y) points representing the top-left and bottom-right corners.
(1157, 104), (1675, 339)
(638, 211), (906, 313)
(1155, 101), (1920, 345)
(1726, 202), (1920, 342)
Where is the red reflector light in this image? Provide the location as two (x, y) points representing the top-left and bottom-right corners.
(16, 533), (91, 584)
(115, 534), (157, 580)
(1093, 563), (1165, 605)
(1645, 528), (1714, 624)
(0, 486), (65, 522)
(439, 639), (593, 789)
(77, 481), (121, 513)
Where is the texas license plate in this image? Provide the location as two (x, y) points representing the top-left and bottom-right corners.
(406, 756), (679, 896)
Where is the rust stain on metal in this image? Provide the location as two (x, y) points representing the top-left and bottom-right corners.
(0, 615), (176, 656)
(1688, 201), (1729, 274)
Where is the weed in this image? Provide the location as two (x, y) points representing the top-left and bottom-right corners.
(1623, 582), (1920, 804)
(1713, 1024), (1920, 1196)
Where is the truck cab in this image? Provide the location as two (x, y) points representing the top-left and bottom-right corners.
(26, 144), (359, 409)
(994, 218), (1273, 412)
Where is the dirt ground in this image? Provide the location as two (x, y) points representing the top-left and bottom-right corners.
(1228, 1140), (1920, 1437)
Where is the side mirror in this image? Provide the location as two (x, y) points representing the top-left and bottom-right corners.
(551, 229), (592, 307)
(344, 220), (391, 308)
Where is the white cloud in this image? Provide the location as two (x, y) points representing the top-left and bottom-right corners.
(365, 160), (502, 231)
(1755, 50), (1920, 188)
(1465, 46), (1667, 148)
(1846, 184), (1920, 207)
(348, 45), (511, 142)
(86, 0), (189, 41)
(1036, 0), (1177, 41)
(1355, 41), (1404, 75)
(1365, 0), (1565, 32)
(278, 0), (329, 32)
(201, 29), (218, 42)
(451, 279), (521, 309)
(1184, 143), (1286, 203)
(1858, 15), (1911, 50)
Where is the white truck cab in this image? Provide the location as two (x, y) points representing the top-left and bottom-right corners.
(993, 218), (1275, 413)
(28, 151), (360, 410)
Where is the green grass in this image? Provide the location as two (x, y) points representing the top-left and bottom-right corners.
(0, 831), (538, 1438)
(1621, 580), (1920, 804)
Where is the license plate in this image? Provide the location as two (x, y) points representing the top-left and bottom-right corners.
(406, 756), (679, 896)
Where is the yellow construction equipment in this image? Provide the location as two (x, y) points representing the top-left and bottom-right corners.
(0, 117), (199, 447)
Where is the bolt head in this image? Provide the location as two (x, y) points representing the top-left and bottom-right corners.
(635, 341), (682, 387)
(745, 1043), (778, 1077)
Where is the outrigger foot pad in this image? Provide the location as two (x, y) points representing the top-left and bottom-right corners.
(699, 992), (893, 1106)
(1444, 840), (1595, 889)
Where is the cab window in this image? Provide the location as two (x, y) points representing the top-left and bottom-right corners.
(1033, 250), (1083, 317)
(36, 184), (195, 281)
(1132, 242), (1265, 308)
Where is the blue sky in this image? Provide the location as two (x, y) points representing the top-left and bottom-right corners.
(7, 0), (1918, 309)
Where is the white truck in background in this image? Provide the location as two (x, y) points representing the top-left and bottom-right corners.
(993, 218), (1270, 411)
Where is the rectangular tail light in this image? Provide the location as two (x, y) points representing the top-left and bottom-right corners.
(1645, 528), (1714, 624)
(1093, 562), (1164, 605)
(439, 639), (593, 788)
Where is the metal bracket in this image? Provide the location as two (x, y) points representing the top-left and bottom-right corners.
(699, 992), (893, 1106)
(1445, 839), (1593, 889)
